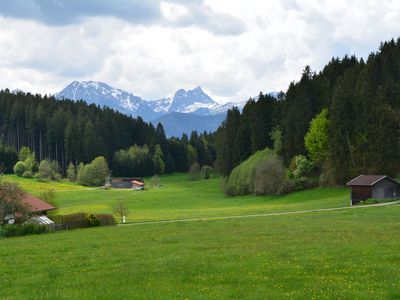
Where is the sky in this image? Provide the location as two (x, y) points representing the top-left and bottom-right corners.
(0, 0), (400, 103)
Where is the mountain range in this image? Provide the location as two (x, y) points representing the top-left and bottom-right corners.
(55, 81), (275, 137)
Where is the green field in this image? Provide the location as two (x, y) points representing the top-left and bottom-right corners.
(4, 173), (349, 222)
(1, 174), (399, 299)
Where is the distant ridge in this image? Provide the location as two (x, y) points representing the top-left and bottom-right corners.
(55, 80), (279, 135)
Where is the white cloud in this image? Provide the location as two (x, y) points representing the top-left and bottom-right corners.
(161, 1), (189, 21)
(1, 0), (400, 103)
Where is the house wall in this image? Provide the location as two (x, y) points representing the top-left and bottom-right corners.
(111, 181), (133, 189)
(351, 186), (372, 205)
(372, 179), (399, 200)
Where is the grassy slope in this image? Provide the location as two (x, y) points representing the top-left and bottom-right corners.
(2, 175), (87, 192)
(0, 205), (399, 299)
(47, 173), (348, 222)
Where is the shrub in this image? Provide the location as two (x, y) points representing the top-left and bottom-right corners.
(52, 213), (90, 230)
(151, 175), (160, 188)
(254, 158), (285, 195)
(13, 161), (27, 177)
(189, 162), (201, 181)
(34, 172), (48, 182)
(53, 173), (62, 181)
(226, 148), (277, 196)
(277, 178), (296, 195)
(87, 213), (100, 227)
(79, 157), (109, 186)
(96, 214), (116, 226)
(51, 213), (116, 229)
(0, 226), (6, 238)
(0, 223), (47, 237)
(38, 160), (53, 180)
(201, 165), (214, 180)
(22, 171), (33, 178)
(289, 155), (316, 179)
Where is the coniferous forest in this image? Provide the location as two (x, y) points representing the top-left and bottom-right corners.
(0, 91), (216, 176)
(1, 39), (400, 185)
(216, 39), (400, 184)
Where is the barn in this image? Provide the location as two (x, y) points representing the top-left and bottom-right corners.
(106, 178), (145, 189)
(346, 175), (400, 205)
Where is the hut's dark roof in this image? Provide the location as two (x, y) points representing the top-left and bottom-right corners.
(346, 175), (398, 186)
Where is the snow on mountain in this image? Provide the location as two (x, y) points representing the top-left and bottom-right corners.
(55, 81), (160, 120)
(168, 86), (217, 114)
(147, 97), (172, 113)
(55, 81), (280, 134)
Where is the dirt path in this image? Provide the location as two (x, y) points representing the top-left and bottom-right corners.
(119, 200), (400, 227)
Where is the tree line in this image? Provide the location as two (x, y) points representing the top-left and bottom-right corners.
(0, 90), (215, 176)
(216, 38), (400, 184)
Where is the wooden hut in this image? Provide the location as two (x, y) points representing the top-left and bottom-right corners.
(346, 175), (400, 205)
(108, 178), (145, 189)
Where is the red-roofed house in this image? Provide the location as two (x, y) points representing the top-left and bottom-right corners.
(22, 194), (56, 214)
(132, 180), (144, 190)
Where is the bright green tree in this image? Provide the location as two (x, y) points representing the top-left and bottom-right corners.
(304, 109), (329, 164)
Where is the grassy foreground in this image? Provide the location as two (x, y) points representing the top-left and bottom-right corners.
(4, 173), (349, 222)
(0, 205), (399, 299)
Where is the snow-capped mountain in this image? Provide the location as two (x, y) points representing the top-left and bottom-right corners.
(56, 81), (248, 120)
(55, 80), (280, 135)
(168, 86), (216, 114)
(56, 81), (160, 120)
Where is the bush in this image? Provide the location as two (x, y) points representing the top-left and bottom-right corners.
(289, 155), (316, 179)
(38, 160), (53, 180)
(52, 213), (90, 230)
(53, 173), (62, 181)
(226, 148), (277, 196)
(254, 158), (285, 195)
(96, 214), (116, 226)
(51, 213), (116, 229)
(277, 178), (296, 195)
(201, 165), (214, 180)
(0, 226), (7, 238)
(79, 157), (110, 186)
(22, 171), (33, 178)
(189, 162), (201, 181)
(13, 161), (27, 177)
(87, 213), (100, 227)
(0, 223), (47, 237)
(34, 172), (48, 182)
(151, 175), (160, 188)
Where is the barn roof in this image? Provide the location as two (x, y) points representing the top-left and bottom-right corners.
(346, 175), (398, 186)
(22, 194), (56, 213)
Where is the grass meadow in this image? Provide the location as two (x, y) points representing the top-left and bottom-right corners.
(1, 173), (399, 299)
(5, 173), (350, 222)
(0, 205), (399, 299)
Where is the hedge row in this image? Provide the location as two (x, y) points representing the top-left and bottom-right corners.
(0, 223), (47, 238)
(52, 213), (116, 230)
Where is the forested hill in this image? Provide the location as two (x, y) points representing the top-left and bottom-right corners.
(0, 91), (216, 175)
(216, 38), (400, 184)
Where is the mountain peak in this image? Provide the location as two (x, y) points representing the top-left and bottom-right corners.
(168, 86), (216, 114)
